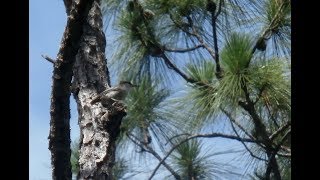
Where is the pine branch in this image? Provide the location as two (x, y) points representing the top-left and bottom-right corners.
(210, 0), (223, 78)
(277, 152), (291, 158)
(160, 53), (196, 84)
(164, 44), (204, 53)
(165, 133), (190, 145)
(230, 116), (267, 161)
(126, 133), (181, 180)
(220, 108), (256, 140)
(248, 1), (289, 67)
(279, 145), (291, 154)
(239, 85), (282, 180)
(254, 84), (268, 104)
(265, 129), (290, 180)
(148, 132), (258, 180)
(264, 97), (280, 128)
(169, 13), (216, 60)
(41, 55), (56, 64)
(186, 16), (216, 60)
(222, 109), (267, 161)
(214, 0), (223, 18)
(269, 121), (291, 141)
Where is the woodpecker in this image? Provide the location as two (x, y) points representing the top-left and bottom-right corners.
(90, 81), (138, 106)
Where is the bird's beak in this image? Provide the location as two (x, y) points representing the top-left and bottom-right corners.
(132, 84), (139, 87)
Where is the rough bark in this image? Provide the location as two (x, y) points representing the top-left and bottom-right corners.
(48, 0), (95, 179)
(71, 0), (126, 179)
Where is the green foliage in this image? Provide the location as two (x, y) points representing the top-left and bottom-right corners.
(170, 139), (238, 179)
(221, 33), (253, 73)
(265, 0), (291, 28)
(117, 76), (182, 150)
(186, 60), (216, 84)
(148, 0), (207, 16)
(183, 32), (290, 124)
(183, 33), (253, 120)
(70, 139), (80, 175)
(122, 77), (170, 131)
(184, 60), (219, 121)
(263, 0), (291, 56)
(112, 3), (173, 83)
(249, 59), (291, 116)
(171, 139), (214, 179)
(100, 0), (291, 178)
(278, 156), (291, 180)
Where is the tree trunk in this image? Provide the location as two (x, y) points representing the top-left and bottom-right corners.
(48, 0), (95, 179)
(71, 0), (125, 179)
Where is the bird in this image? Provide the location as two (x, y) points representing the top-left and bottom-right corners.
(90, 81), (138, 106)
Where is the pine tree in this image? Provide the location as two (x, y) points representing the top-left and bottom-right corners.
(48, 0), (290, 179)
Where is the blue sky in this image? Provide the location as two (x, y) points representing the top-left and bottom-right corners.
(30, 0), (79, 179)
(30, 1), (256, 179)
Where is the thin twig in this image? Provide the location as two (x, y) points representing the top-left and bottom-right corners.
(169, 13), (216, 60)
(41, 55), (56, 64)
(248, 1), (288, 66)
(148, 132), (258, 180)
(211, 0), (223, 77)
(164, 44), (204, 53)
(277, 152), (291, 158)
(220, 108), (255, 140)
(254, 84), (268, 104)
(269, 121), (291, 141)
(280, 145), (291, 153)
(223, 109), (267, 161)
(127, 133), (181, 180)
(161, 53), (196, 83)
(214, 0), (223, 18)
(230, 120), (267, 161)
(265, 129), (291, 179)
(165, 133), (190, 145)
(186, 16), (216, 60)
(264, 98), (280, 128)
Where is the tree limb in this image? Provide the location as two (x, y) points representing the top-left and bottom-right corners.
(48, 0), (95, 179)
(276, 152), (291, 158)
(165, 133), (190, 145)
(220, 108), (256, 141)
(41, 55), (56, 64)
(210, 0), (223, 78)
(222, 109), (267, 161)
(169, 13), (216, 60)
(160, 53), (196, 84)
(186, 16), (216, 60)
(148, 132), (258, 179)
(279, 145), (291, 154)
(127, 133), (181, 180)
(164, 44), (204, 53)
(269, 121), (291, 141)
(254, 84), (268, 105)
(214, 0), (223, 18)
(248, 1), (289, 66)
(239, 82), (282, 180)
(264, 97), (280, 128)
(265, 129), (290, 180)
